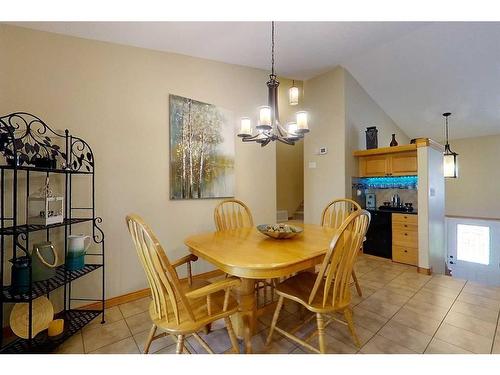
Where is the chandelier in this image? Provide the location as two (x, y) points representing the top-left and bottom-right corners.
(442, 112), (458, 178)
(238, 22), (309, 147)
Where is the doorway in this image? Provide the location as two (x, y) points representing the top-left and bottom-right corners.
(446, 216), (500, 285)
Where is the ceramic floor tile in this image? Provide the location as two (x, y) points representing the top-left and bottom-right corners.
(124, 310), (154, 335)
(410, 289), (456, 308)
(462, 283), (500, 301)
(311, 332), (358, 354)
(352, 306), (390, 332)
(55, 331), (85, 354)
(492, 335), (500, 354)
(360, 334), (416, 354)
(133, 329), (176, 353)
(369, 289), (411, 305)
(356, 295), (402, 318)
(251, 330), (297, 354)
(382, 283), (417, 298)
(154, 341), (195, 354)
(290, 347), (308, 354)
(88, 337), (140, 354)
(421, 283), (461, 298)
(325, 318), (376, 348)
(118, 297), (151, 318)
(391, 307), (442, 336)
(450, 300), (499, 324)
(378, 320), (432, 353)
(82, 319), (132, 353)
(357, 278), (387, 290)
(444, 311), (497, 339)
(426, 277), (466, 292)
(404, 299), (450, 321)
(435, 323), (493, 354)
(424, 338), (473, 354)
(186, 327), (235, 354)
(84, 306), (123, 331)
(457, 291), (500, 311)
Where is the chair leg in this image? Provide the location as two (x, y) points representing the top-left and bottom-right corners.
(265, 295), (284, 346)
(316, 313), (326, 354)
(225, 317), (240, 354)
(351, 270), (362, 297)
(203, 323), (212, 334)
(143, 324), (157, 354)
(344, 307), (361, 348)
(176, 335), (185, 354)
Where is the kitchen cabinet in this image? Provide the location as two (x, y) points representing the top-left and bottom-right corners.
(392, 213), (418, 266)
(353, 144), (418, 177)
(358, 151), (417, 177)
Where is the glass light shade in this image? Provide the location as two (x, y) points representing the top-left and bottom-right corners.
(287, 122), (298, 135)
(444, 152), (458, 178)
(257, 106), (272, 130)
(296, 111), (309, 133)
(238, 117), (252, 137)
(289, 86), (299, 106)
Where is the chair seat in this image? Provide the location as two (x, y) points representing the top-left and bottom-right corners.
(275, 272), (350, 313)
(150, 280), (239, 335)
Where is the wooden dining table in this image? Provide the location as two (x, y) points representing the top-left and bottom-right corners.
(184, 223), (336, 353)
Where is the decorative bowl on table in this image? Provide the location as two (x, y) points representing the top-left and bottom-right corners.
(257, 223), (303, 239)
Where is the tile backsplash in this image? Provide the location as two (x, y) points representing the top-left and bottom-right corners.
(353, 187), (418, 211)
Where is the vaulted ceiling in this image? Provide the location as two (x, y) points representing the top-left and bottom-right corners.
(9, 21), (500, 140)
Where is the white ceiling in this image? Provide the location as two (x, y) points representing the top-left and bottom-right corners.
(9, 21), (500, 140)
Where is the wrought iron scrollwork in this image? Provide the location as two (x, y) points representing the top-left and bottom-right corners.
(93, 217), (105, 244)
(0, 113), (67, 167)
(70, 136), (94, 172)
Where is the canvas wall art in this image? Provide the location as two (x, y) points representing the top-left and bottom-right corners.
(169, 94), (235, 200)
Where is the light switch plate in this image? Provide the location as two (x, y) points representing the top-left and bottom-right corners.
(308, 161), (317, 169)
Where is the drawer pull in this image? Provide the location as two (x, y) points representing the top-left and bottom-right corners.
(404, 250), (408, 253)
(404, 224), (408, 227)
(404, 233), (408, 236)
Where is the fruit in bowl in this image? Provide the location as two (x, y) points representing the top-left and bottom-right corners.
(257, 223), (303, 239)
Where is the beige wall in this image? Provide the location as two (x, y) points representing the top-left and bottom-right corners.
(0, 25), (277, 303)
(345, 70), (409, 193)
(276, 78), (304, 219)
(303, 67), (346, 224)
(445, 134), (500, 219)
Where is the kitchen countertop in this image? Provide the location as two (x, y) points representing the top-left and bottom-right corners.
(367, 208), (418, 215)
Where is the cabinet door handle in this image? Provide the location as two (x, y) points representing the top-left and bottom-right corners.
(404, 224), (408, 227)
(404, 233), (408, 236)
(404, 250), (408, 253)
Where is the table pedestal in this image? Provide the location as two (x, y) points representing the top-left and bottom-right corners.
(231, 278), (256, 354)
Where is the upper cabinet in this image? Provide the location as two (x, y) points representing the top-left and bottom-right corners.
(354, 144), (418, 177)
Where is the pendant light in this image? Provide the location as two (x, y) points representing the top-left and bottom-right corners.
(442, 112), (458, 178)
(238, 22), (309, 146)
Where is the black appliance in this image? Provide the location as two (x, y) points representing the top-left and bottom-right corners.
(364, 210), (392, 259)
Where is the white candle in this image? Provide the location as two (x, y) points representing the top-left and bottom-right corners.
(296, 111), (309, 133)
(287, 122), (298, 135)
(258, 106), (271, 128)
(239, 117), (252, 136)
(289, 86), (299, 106)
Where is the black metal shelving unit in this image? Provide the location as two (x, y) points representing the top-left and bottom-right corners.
(0, 112), (105, 354)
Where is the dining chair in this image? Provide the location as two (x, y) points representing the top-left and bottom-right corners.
(213, 199), (275, 307)
(126, 214), (241, 354)
(321, 198), (363, 297)
(266, 210), (371, 353)
(214, 199), (254, 230)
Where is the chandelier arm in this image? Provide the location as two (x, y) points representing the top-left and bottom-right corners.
(277, 137), (295, 146)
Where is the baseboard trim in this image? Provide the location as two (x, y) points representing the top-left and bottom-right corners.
(417, 266), (432, 275)
(1, 269), (224, 339)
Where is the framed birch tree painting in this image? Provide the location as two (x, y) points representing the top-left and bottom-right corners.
(169, 94), (235, 200)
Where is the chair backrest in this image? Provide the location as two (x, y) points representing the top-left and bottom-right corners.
(309, 209), (371, 309)
(126, 214), (195, 324)
(214, 199), (254, 231)
(320, 198), (361, 230)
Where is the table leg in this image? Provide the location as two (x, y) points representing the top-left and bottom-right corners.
(231, 278), (256, 354)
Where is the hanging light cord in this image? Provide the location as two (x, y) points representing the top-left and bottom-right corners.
(445, 115), (449, 145)
(271, 21), (275, 76)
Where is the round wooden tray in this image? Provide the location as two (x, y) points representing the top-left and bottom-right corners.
(10, 296), (54, 339)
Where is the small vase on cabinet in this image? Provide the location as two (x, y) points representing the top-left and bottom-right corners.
(390, 134), (398, 147)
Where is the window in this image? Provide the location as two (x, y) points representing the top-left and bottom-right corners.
(457, 224), (490, 265)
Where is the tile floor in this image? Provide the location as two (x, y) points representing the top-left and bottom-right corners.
(55, 255), (500, 354)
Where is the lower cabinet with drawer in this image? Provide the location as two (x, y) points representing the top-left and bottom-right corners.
(392, 213), (418, 266)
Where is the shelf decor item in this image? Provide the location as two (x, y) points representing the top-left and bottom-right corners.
(390, 134), (398, 147)
(28, 176), (64, 226)
(0, 112), (105, 354)
(238, 22), (309, 146)
(31, 242), (58, 282)
(66, 235), (91, 271)
(47, 319), (64, 337)
(10, 296), (54, 339)
(365, 126), (378, 149)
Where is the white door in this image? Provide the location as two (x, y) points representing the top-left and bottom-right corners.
(446, 217), (500, 286)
